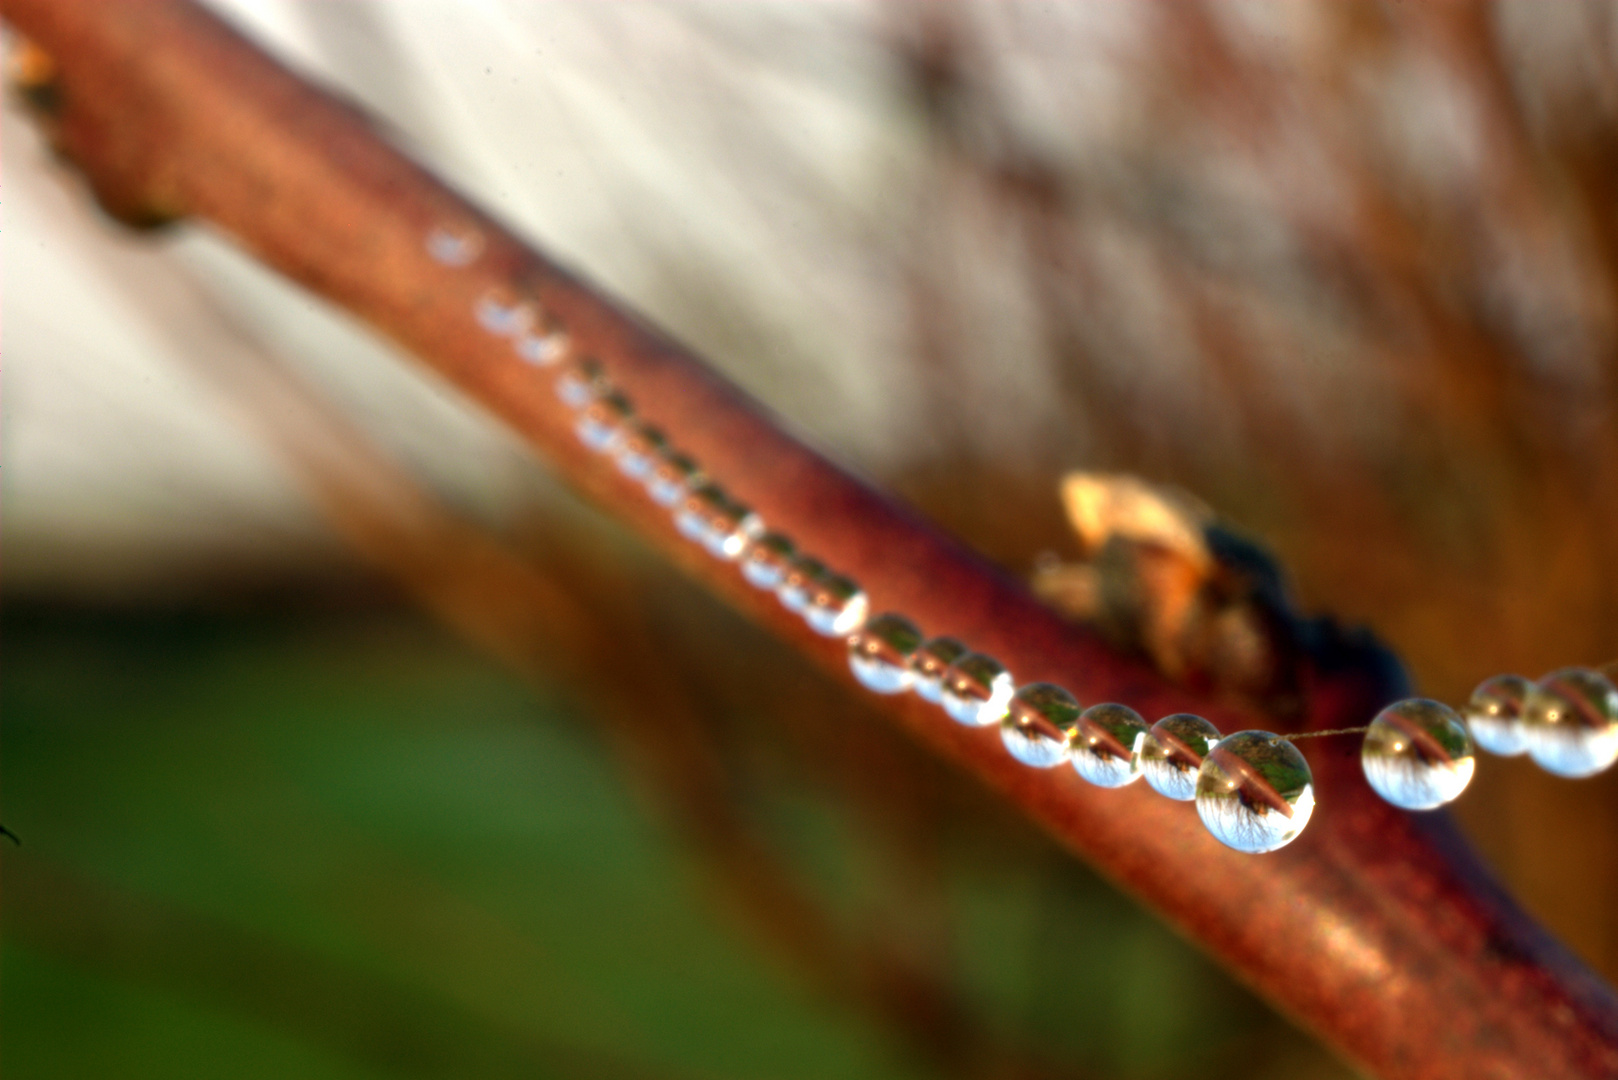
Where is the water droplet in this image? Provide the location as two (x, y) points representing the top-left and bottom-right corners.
(804, 573), (867, 637)
(848, 613), (924, 693)
(675, 484), (761, 560)
(741, 533), (795, 590)
(475, 288), (535, 336)
(778, 556), (828, 614)
(1195, 731), (1315, 853)
(426, 225), (483, 266)
(517, 327), (570, 366)
(1001, 683), (1080, 767)
(555, 359), (608, 409)
(941, 652), (1015, 727)
(613, 422), (668, 480)
(1463, 674), (1532, 757)
(909, 637), (968, 704)
(1525, 667), (1618, 778)
(712, 511), (763, 561)
(1070, 703), (1147, 788)
(575, 392), (633, 453)
(1139, 713), (1221, 801)
(1361, 698), (1475, 810)
(646, 449), (704, 508)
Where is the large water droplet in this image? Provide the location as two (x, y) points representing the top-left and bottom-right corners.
(909, 637), (968, 704)
(517, 327), (570, 366)
(1525, 667), (1618, 778)
(1463, 674), (1532, 757)
(675, 484), (761, 560)
(673, 486), (716, 544)
(1361, 698), (1475, 810)
(555, 359), (608, 409)
(576, 392), (633, 453)
(848, 613), (924, 693)
(1070, 703), (1147, 788)
(646, 449), (703, 508)
(804, 573), (867, 636)
(1195, 732), (1315, 853)
(1139, 713), (1221, 801)
(941, 653), (1014, 727)
(1001, 683), (1080, 767)
(475, 289), (535, 337)
(614, 422), (668, 480)
(741, 533), (795, 590)
(778, 556), (828, 614)
(426, 225), (482, 266)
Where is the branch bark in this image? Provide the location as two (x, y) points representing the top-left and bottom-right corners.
(7, 1), (1617, 1076)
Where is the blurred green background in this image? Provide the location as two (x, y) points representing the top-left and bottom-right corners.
(3, 600), (1346, 1079)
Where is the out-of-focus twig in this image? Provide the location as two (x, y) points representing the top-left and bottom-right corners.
(171, 279), (1090, 1077)
(7, 1), (1618, 1077)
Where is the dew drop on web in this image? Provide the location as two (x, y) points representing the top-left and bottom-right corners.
(517, 327), (569, 367)
(847, 613), (923, 693)
(646, 449), (703, 508)
(1361, 698), (1475, 810)
(804, 574), (866, 636)
(475, 289), (535, 337)
(1070, 703), (1147, 788)
(777, 555), (828, 614)
(740, 533), (795, 590)
(675, 484), (760, 560)
(1195, 731), (1314, 853)
(575, 392), (633, 453)
(940, 652), (1014, 727)
(613, 422), (668, 481)
(908, 637), (969, 704)
(555, 359), (608, 410)
(1463, 674), (1532, 757)
(1525, 667), (1618, 778)
(426, 224), (483, 266)
(1139, 713), (1221, 801)
(1001, 683), (1080, 767)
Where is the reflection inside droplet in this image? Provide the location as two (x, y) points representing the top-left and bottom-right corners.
(1001, 683), (1080, 767)
(940, 652), (1014, 727)
(555, 359), (607, 409)
(675, 484), (760, 560)
(614, 422), (668, 480)
(741, 533), (795, 590)
(646, 449), (703, 508)
(475, 289), (535, 337)
(517, 327), (569, 367)
(1361, 698), (1475, 810)
(804, 574), (866, 636)
(711, 510), (763, 561)
(1525, 667), (1618, 778)
(909, 637), (968, 704)
(1195, 731), (1315, 853)
(576, 392), (633, 453)
(778, 556), (828, 614)
(1070, 703), (1147, 788)
(1139, 713), (1221, 801)
(426, 224), (483, 266)
(848, 613), (923, 693)
(1464, 674), (1532, 757)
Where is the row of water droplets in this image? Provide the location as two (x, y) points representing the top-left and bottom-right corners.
(430, 223), (1618, 854)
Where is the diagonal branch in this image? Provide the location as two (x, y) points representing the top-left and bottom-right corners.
(7, 1), (1618, 1076)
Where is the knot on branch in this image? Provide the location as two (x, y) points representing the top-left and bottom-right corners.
(1033, 472), (1302, 713)
(8, 36), (184, 229)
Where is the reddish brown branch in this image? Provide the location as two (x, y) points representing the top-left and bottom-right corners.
(8, 1), (1618, 1076)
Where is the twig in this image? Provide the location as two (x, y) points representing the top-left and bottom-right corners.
(6, 1), (1618, 1076)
